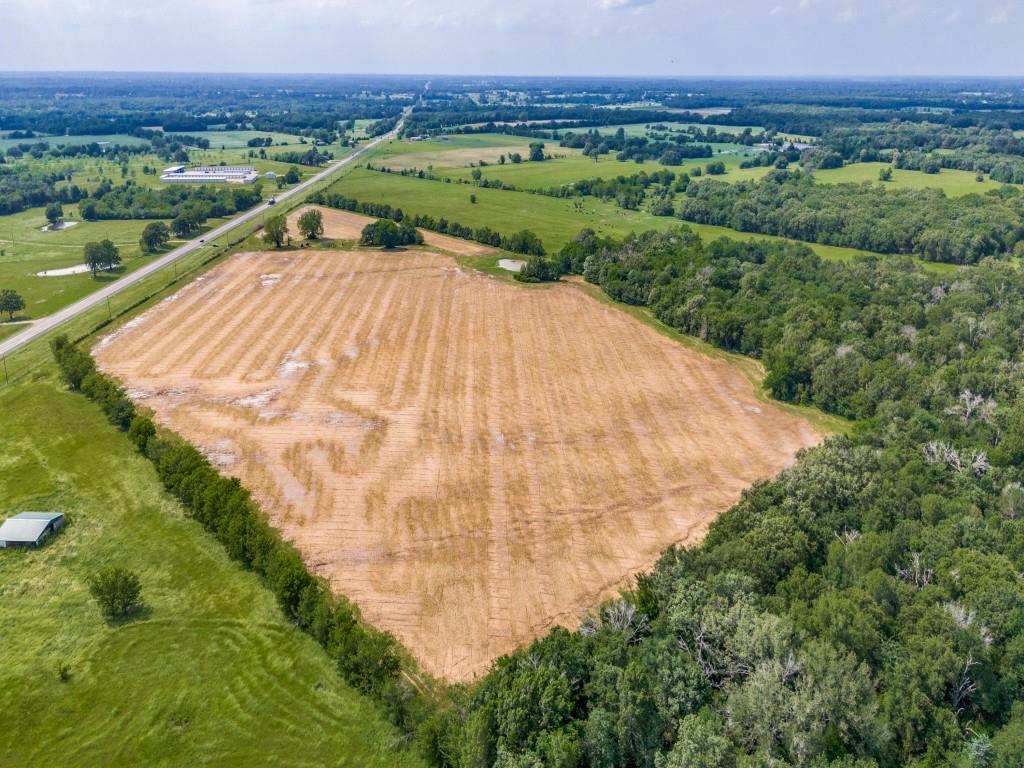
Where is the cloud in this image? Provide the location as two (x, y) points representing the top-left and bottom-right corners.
(988, 8), (1009, 24)
(837, 6), (857, 23)
(597, 0), (655, 9)
(770, 5), (786, 16)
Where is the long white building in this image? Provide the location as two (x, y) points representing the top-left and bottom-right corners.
(160, 165), (259, 184)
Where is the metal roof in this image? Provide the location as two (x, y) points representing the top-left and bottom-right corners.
(0, 512), (63, 544)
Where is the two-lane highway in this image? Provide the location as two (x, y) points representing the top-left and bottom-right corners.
(0, 112), (407, 359)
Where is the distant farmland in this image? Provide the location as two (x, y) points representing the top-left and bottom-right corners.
(95, 245), (822, 680)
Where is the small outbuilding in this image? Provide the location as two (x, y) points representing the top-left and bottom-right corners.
(0, 512), (65, 549)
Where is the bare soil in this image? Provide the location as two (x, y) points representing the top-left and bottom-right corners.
(96, 248), (821, 681)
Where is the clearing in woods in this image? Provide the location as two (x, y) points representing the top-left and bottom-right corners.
(94, 246), (822, 681)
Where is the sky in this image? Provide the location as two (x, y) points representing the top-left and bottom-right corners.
(1, 0), (1021, 77)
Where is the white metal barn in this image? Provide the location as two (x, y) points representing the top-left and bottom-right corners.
(160, 165), (259, 184)
(0, 512), (65, 549)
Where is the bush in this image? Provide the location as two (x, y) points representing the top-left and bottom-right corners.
(88, 567), (143, 618)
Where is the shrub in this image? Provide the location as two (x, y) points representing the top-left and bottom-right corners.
(88, 567), (143, 618)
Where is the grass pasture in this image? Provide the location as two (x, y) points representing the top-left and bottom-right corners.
(329, 167), (914, 268)
(188, 129), (310, 150)
(814, 162), (1013, 196)
(378, 132), (772, 189)
(0, 377), (423, 768)
(0, 206), (226, 320)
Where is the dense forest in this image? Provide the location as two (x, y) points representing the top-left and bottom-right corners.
(0, 73), (414, 135)
(412, 228), (1024, 768)
(675, 171), (1024, 264)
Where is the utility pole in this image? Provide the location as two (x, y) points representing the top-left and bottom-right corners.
(107, 298), (112, 320)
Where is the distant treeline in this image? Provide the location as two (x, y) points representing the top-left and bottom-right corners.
(676, 170), (1024, 264)
(712, 104), (1024, 136)
(402, 106), (690, 136)
(558, 127), (716, 164)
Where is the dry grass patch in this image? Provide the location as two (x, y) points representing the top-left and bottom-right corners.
(287, 205), (376, 241)
(288, 205), (495, 256)
(95, 248), (821, 681)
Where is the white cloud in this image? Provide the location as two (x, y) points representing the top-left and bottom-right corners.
(597, 0), (656, 8)
(0, 0), (1022, 76)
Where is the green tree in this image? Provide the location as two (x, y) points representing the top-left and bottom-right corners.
(83, 239), (121, 277)
(285, 166), (301, 184)
(139, 221), (171, 253)
(0, 288), (25, 320)
(171, 212), (200, 237)
(529, 142), (546, 162)
(262, 215), (288, 248)
(88, 567), (143, 618)
(361, 219), (400, 248)
(297, 209), (324, 240)
(659, 711), (734, 768)
(878, 167), (893, 181)
(44, 201), (64, 227)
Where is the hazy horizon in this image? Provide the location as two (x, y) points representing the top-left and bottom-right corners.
(3, 0), (1023, 78)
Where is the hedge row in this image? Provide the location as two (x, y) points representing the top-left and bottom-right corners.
(50, 335), (426, 733)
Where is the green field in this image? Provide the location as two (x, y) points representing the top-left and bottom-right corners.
(0, 140), (330, 322)
(330, 167), (951, 271)
(0, 206), (226, 320)
(0, 376), (423, 768)
(380, 133), (772, 188)
(815, 161), (1014, 196)
(188, 129), (310, 150)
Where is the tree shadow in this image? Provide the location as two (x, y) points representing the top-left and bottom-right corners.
(91, 268), (126, 284)
(104, 603), (153, 627)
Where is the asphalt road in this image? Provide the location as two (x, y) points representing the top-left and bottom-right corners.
(0, 116), (405, 359)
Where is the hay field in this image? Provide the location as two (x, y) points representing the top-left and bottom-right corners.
(286, 206), (495, 256)
(95, 247), (821, 680)
(287, 205), (376, 241)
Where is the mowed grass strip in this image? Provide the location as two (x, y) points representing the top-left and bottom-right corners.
(0, 375), (424, 768)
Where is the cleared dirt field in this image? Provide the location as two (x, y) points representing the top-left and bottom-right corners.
(287, 206), (495, 256)
(95, 248), (821, 680)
